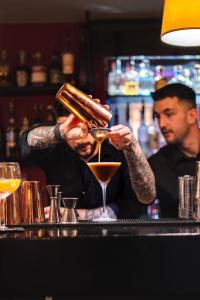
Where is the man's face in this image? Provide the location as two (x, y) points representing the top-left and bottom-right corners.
(153, 96), (196, 144)
(67, 133), (97, 160)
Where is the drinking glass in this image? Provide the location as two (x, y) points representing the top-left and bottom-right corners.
(87, 162), (121, 221)
(0, 162), (21, 231)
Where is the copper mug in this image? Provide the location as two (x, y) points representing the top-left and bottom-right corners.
(20, 181), (45, 224)
(56, 82), (112, 128)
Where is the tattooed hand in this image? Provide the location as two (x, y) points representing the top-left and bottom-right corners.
(107, 124), (132, 150)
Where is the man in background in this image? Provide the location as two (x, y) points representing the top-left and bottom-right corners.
(149, 83), (200, 217)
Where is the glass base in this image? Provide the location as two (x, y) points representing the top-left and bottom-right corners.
(92, 212), (117, 222)
(0, 225), (25, 232)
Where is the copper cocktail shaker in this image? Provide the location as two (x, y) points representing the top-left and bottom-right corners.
(56, 82), (112, 128)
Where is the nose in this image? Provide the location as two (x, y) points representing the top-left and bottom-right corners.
(158, 115), (167, 130)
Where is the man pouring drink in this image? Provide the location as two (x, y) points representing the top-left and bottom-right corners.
(20, 83), (156, 220)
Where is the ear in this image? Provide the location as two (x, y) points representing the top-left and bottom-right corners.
(187, 108), (198, 125)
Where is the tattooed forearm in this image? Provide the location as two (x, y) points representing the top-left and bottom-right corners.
(79, 206), (117, 221)
(27, 126), (58, 149)
(124, 135), (156, 204)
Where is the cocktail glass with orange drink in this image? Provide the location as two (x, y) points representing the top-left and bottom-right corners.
(0, 162), (21, 230)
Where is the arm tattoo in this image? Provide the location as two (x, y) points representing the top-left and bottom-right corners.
(124, 135), (156, 204)
(27, 126), (58, 149)
(84, 206), (117, 220)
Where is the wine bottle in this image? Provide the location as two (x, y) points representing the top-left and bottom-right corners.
(0, 50), (11, 86)
(62, 34), (75, 84)
(48, 50), (62, 85)
(5, 101), (18, 158)
(15, 50), (30, 87)
(31, 52), (47, 86)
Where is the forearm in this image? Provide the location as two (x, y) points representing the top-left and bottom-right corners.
(76, 206), (117, 220)
(124, 135), (156, 204)
(27, 125), (61, 149)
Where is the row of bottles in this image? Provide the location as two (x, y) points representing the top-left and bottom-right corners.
(107, 57), (200, 96)
(0, 47), (75, 88)
(109, 99), (166, 157)
(0, 101), (57, 159)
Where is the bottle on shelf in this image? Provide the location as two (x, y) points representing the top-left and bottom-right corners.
(5, 101), (18, 158)
(31, 52), (47, 86)
(138, 99), (149, 157)
(154, 65), (168, 91)
(126, 102), (130, 126)
(148, 112), (160, 155)
(32, 103), (44, 127)
(46, 105), (56, 123)
(169, 65), (186, 85)
(0, 50), (11, 86)
(108, 60), (117, 96)
(19, 116), (30, 137)
(0, 123), (5, 158)
(77, 28), (90, 92)
(191, 64), (200, 94)
(15, 50), (30, 87)
(48, 50), (62, 86)
(147, 199), (160, 219)
(62, 33), (75, 84)
(108, 58), (124, 96)
(138, 59), (154, 96)
(123, 59), (139, 96)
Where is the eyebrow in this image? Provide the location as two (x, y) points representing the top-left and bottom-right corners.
(154, 107), (175, 115)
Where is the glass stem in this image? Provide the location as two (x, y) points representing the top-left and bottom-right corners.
(100, 183), (107, 213)
(0, 199), (6, 228)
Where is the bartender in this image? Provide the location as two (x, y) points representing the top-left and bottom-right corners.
(20, 100), (155, 220)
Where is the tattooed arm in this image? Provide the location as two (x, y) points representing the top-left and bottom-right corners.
(27, 114), (88, 149)
(107, 125), (156, 204)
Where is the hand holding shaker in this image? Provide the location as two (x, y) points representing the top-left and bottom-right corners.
(56, 82), (112, 128)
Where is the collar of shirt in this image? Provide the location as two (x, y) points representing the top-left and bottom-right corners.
(168, 144), (200, 164)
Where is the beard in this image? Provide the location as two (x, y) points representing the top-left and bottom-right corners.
(74, 140), (97, 159)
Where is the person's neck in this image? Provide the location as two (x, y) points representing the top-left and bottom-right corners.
(178, 128), (200, 157)
(80, 145), (99, 163)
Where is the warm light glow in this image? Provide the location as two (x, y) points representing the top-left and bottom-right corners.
(161, 0), (200, 47)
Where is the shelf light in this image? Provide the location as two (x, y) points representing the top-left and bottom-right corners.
(161, 0), (200, 47)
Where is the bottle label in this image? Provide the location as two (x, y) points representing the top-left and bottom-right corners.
(31, 66), (47, 84)
(62, 53), (74, 74)
(49, 70), (62, 84)
(16, 70), (28, 87)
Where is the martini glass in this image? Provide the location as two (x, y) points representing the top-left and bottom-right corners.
(0, 162), (21, 231)
(89, 128), (111, 162)
(87, 162), (121, 221)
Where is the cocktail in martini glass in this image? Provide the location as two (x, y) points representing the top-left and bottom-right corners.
(87, 161), (121, 221)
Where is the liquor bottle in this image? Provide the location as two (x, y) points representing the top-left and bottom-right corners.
(138, 100), (149, 157)
(148, 112), (160, 155)
(169, 65), (185, 85)
(0, 50), (11, 86)
(147, 199), (160, 219)
(126, 102), (130, 126)
(123, 59), (139, 95)
(191, 64), (200, 94)
(77, 28), (89, 92)
(48, 50), (62, 85)
(15, 50), (30, 87)
(114, 106), (119, 125)
(19, 116), (30, 137)
(182, 68), (192, 87)
(31, 52), (47, 86)
(62, 34), (75, 84)
(154, 65), (168, 91)
(138, 59), (154, 96)
(5, 101), (18, 158)
(32, 103), (44, 127)
(108, 60), (117, 96)
(0, 123), (5, 158)
(46, 105), (56, 123)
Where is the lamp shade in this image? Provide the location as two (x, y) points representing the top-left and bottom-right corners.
(161, 0), (200, 46)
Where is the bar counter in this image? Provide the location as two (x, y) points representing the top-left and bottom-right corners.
(1, 219), (200, 298)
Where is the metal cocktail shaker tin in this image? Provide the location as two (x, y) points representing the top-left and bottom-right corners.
(56, 82), (112, 128)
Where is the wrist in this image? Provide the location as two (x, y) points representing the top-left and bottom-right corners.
(53, 123), (64, 142)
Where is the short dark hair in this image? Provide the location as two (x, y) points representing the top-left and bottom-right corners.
(151, 83), (196, 108)
(53, 101), (70, 118)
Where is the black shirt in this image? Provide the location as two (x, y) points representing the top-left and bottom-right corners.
(148, 144), (200, 218)
(20, 132), (146, 218)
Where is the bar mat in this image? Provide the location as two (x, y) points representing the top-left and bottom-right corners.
(8, 218), (200, 229)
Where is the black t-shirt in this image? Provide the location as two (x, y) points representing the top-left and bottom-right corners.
(148, 144), (200, 218)
(20, 131), (146, 218)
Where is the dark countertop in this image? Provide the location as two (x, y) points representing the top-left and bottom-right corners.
(1, 219), (200, 298)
